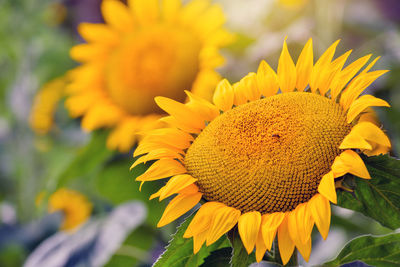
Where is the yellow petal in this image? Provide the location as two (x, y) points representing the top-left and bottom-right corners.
(206, 206), (241, 245)
(308, 194), (331, 240)
(238, 211), (262, 254)
(131, 148), (183, 169)
(30, 76), (67, 135)
(213, 79), (234, 112)
(185, 90), (219, 122)
(179, 184), (199, 195)
(102, 0), (135, 32)
(331, 150), (370, 179)
(199, 46), (225, 69)
(157, 192), (202, 227)
(339, 131), (373, 151)
(106, 117), (142, 152)
(160, 116), (201, 134)
(255, 228), (267, 262)
(70, 44), (108, 62)
(340, 70), (389, 110)
(330, 54), (372, 100)
(233, 82), (248, 106)
(65, 93), (98, 117)
(133, 141), (183, 157)
(77, 23), (118, 45)
(317, 171), (337, 204)
(159, 174), (198, 201)
(162, 0), (181, 22)
(193, 230), (208, 254)
(288, 204), (313, 244)
(140, 128), (194, 149)
(277, 39), (297, 93)
(257, 60), (279, 97)
(357, 107), (381, 127)
(149, 188), (162, 201)
(296, 236), (312, 262)
(361, 56), (381, 74)
(261, 212), (285, 250)
(349, 122), (391, 148)
(278, 216), (295, 265)
(318, 50), (352, 96)
(194, 4), (226, 38)
(208, 28), (235, 47)
(310, 40), (340, 94)
(162, 0), (182, 22)
(129, 0), (159, 25)
(184, 202), (224, 238)
(364, 143), (391, 156)
(287, 205), (313, 261)
(180, 0), (210, 26)
(81, 101), (123, 130)
(135, 159), (186, 182)
(347, 95), (390, 123)
(238, 73), (261, 101)
(155, 97), (205, 131)
(295, 38), (313, 91)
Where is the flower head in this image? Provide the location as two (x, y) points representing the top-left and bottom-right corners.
(133, 39), (391, 264)
(65, 0), (233, 152)
(48, 188), (92, 231)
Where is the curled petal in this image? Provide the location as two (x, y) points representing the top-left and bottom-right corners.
(331, 150), (370, 179)
(347, 95), (390, 123)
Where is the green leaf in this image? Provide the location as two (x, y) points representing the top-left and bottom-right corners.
(153, 212), (230, 267)
(228, 228), (256, 267)
(96, 159), (165, 227)
(337, 154), (400, 230)
(325, 233), (400, 267)
(105, 225), (155, 267)
(55, 131), (115, 188)
(200, 248), (232, 267)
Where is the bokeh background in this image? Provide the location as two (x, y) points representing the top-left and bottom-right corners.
(0, 0), (399, 266)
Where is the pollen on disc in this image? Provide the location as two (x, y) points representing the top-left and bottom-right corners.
(184, 92), (351, 214)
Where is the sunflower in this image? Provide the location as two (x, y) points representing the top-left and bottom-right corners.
(48, 188), (93, 231)
(132, 39), (391, 264)
(64, 0), (233, 152)
(30, 76), (67, 134)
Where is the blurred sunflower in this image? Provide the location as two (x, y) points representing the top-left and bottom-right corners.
(64, 0), (233, 152)
(48, 188), (93, 231)
(132, 39), (391, 264)
(30, 76), (68, 134)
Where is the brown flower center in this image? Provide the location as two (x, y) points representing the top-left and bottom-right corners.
(185, 92), (351, 213)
